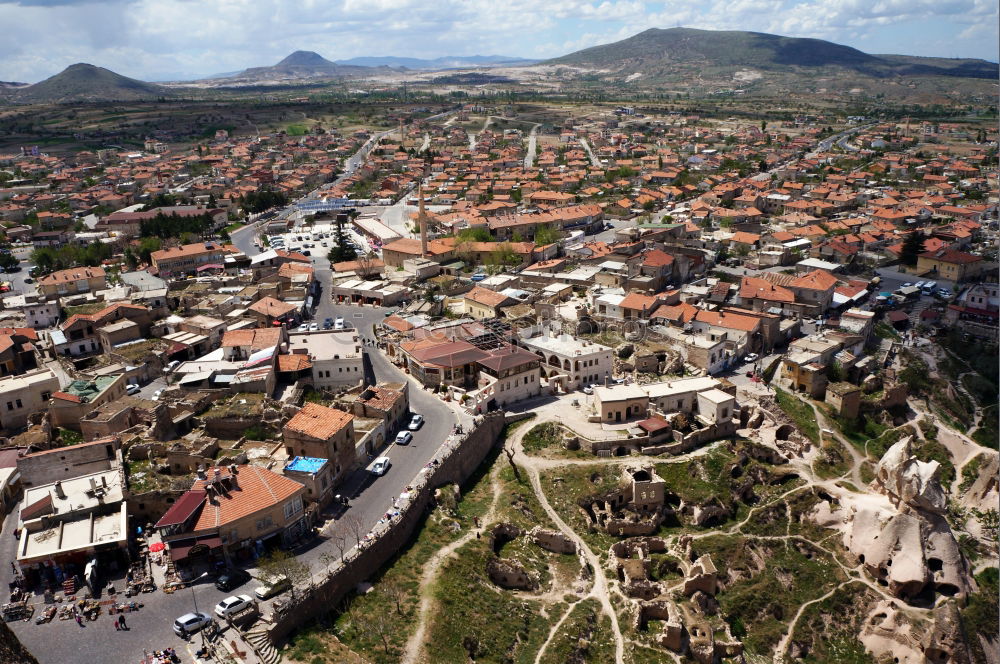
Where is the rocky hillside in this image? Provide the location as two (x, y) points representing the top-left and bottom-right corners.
(11, 63), (171, 103)
(546, 27), (998, 80)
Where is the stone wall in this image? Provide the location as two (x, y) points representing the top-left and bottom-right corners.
(264, 412), (507, 644)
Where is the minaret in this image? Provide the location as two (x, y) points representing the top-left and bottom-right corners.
(418, 184), (428, 257)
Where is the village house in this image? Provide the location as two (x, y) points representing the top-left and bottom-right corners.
(36, 266), (107, 300)
(282, 403), (355, 488)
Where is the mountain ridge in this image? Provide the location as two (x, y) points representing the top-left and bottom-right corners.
(11, 63), (170, 102)
(544, 27), (998, 80)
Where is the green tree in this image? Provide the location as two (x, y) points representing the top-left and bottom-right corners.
(256, 549), (311, 599)
(137, 237), (161, 264)
(533, 224), (559, 246)
(0, 253), (17, 272)
(900, 231), (924, 267)
(327, 214), (358, 263)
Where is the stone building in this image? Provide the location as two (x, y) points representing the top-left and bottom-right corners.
(282, 403), (355, 488)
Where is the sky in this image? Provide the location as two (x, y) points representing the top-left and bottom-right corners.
(1, 0), (997, 82)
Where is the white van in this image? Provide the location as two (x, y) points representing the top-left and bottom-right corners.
(922, 281), (937, 294)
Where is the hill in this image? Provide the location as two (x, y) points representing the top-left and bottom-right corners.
(212, 50), (373, 85)
(336, 54), (537, 69)
(545, 27), (998, 81)
(13, 63), (170, 102)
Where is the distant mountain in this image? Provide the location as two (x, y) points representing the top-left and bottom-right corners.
(336, 55), (537, 70)
(0, 81), (27, 89)
(210, 50), (373, 85)
(276, 50), (337, 67)
(545, 27), (998, 80)
(13, 63), (170, 102)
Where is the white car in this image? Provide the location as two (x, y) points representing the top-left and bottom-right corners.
(214, 594), (253, 619)
(395, 431), (413, 445)
(582, 384), (594, 395)
(744, 353), (759, 363)
(126, 384), (141, 396)
(370, 457), (391, 476)
(165, 360), (180, 372)
(334, 317), (345, 330)
(254, 577), (291, 600)
(309, 322), (319, 331)
(151, 389), (163, 401)
(297, 323), (310, 332)
(408, 414), (424, 430)
(173, 612), (212, 637)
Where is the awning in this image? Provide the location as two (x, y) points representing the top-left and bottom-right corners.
(154, 490), (206, 528)
(196, 264), (224, 272)
(167, 535), (223, 562)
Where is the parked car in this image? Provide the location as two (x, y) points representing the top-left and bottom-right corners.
(126, 384), (141, 396)
(395, 431), (413, 445)
(370, 457), (391, 476)
(297, 323), (310, 332)
(309, 322), (319, 331)
(165, 360), (180, 372)
(254, 577), (291, 600)
(23, 277), (33, 284)
(215, 569), (251, 592)
(214, 594), (254, 619)
(173, 612), (212, 637)
(302, 249), (311, 256)
(334, 317), (345, 330)
(582, 384), (594, 395)
(408, 414), (424, 430)
(151, 389), (163, 401)
(323, 318), (333, 330)
(470, 273), (486, 282)
(744, 353), (759, 363)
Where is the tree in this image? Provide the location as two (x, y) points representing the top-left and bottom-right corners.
(0, 253), (17, 272)
(900, 232), (924, 267)
(328, 214), (358, 263)
(356, 251), (378, 279)
(533, 224), (559, 246)
(380, 577), (406, 615)
(257, 549), (311, 599)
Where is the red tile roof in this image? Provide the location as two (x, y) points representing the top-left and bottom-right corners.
(284, 403), (353, 440)
(191, 465), (304, 531)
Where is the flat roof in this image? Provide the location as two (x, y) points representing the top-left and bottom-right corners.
(520, 332), (611, 357)
(699, 388), (735, 403)
(18, 506), (128, 563)
(594, 384), (647, 402)
(284, 456), (328, 474)
(644, 376), (720, 398)
(288, 330), (361, 360)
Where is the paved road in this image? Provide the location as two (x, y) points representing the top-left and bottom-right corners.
(523, 123), (540, 169)
(580, 137), (601, 167)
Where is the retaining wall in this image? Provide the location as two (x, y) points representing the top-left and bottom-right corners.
(264, 411), (507, 644)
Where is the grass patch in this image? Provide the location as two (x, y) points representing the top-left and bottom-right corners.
(790, 581), (878, 664)
(959, 453), (985, 493)
(202, 392), (267, 418)
(972, 403), (999, 450)
(693, 535), (846, 658)
(538, 599), (616, 664)
(774, 388), (819, 444)
(873, 321), (901, 340)
(523, 422), (562, 454)
(426, 538), (552, 664)
(962, 567), (999, 664)
(286, 123), (308, 136)
(911, 437), (955, 486)
(814, 437), (851, 480)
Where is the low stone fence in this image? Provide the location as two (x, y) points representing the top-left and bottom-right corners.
(264, 412), (507, 644)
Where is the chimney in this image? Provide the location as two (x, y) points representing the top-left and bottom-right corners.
(54, 481), (65, 499)
(89, 478), (97, 492)
(418, 185), (429, 257)
(101, 476), (107, 488)
(213, 467), (222, 482)
(196, 464), (206, 480)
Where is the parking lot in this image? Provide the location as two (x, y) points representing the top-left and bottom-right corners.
(259, 222), (374, 258)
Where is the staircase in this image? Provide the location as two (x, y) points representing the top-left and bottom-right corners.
(245, 628), (282, 664)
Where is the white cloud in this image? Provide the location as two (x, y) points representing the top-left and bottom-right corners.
(0, 0), (995, 81)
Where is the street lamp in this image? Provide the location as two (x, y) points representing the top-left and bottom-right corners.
(189, 571), (210, 648)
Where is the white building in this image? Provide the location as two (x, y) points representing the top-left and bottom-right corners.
(644, 376), (722, 414)
(519, 329), (613, 390)
(287, 330), (364, 390)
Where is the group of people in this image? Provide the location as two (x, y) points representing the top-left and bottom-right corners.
(113, 615), (129, 631)
(143, 648), (179, 663)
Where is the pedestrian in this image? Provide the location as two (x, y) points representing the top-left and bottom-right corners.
(114, 617), (120, 630)
(118, 615), (127, 630)
(75, 614), (83, 627)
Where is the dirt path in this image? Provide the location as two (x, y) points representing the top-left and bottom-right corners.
(400, 458), (505, 664)
(774, 579), (860, 663)
(511, 419), (626, 664)
(533, 598), (583, 664)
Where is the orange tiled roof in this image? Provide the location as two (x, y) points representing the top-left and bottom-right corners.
(284, 403), (353, 441)
(191, 465), (304, 531)
(277, 354), (313, 372)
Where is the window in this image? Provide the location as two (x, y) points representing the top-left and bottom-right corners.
(283, 496), (303, 519)
(5, 402), (11, 411)
(15, 399), (22, 409)
(256, 516), (273, 531)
